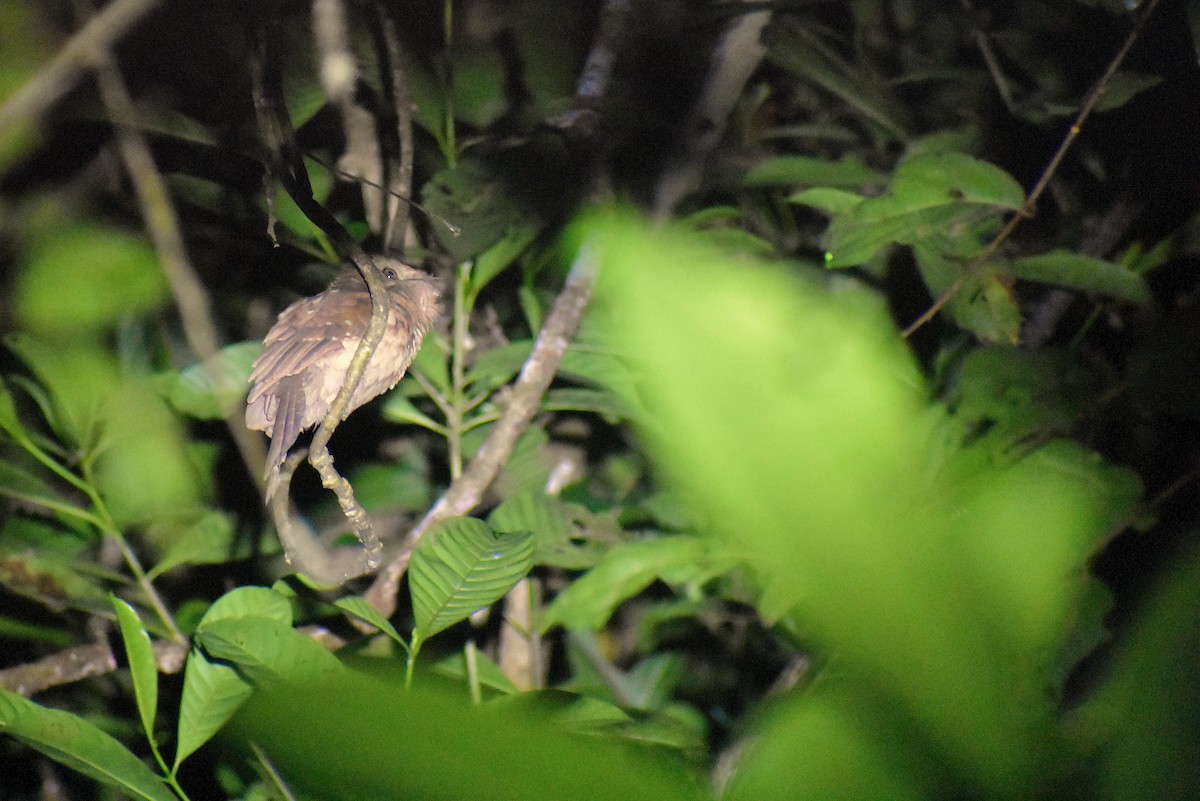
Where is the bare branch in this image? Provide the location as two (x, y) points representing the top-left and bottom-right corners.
(91, 23), (267, 494)
(902, 0), (1164, 339)
(365, 247), (598, 616)
(376, 3), (417, 250)
(313, 0), (386, 233)
(0, 640), (187, 698)
(0, 0), (162, 139)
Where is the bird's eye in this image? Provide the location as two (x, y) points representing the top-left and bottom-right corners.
(383, 267), (398, 280)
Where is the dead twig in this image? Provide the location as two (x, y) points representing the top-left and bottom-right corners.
(0, 640), (187, 698)
(901, 0), (1163, 339)
(0, 0), (163, 138)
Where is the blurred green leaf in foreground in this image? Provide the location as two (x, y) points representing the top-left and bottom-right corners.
(585, 208), (1140, 800)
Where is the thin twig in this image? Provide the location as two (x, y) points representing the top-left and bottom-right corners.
(902, 0), (1163, 338)
(376, 3), (417, 250)
(90, 17), (266, 492)
(962, 0), (1017, 115)
(313, 0), (386, 233)
(0, 0), (162, 138)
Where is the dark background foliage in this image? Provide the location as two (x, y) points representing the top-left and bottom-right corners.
(1, 1), (1198, 799)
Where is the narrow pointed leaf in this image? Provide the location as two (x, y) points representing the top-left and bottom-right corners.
(110, 597), (159, 747)
(0, 690), (175, 801)
(1008, 250), (1151, 304)
(334, 596), (408, 650)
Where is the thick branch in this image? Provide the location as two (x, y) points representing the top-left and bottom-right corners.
(0, 640), (187, 698)
(365, 247), (598, 615)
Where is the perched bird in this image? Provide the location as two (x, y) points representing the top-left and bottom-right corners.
(245, 259), (441, 499)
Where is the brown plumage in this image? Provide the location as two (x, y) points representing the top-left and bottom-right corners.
(245, 259), (441, 499)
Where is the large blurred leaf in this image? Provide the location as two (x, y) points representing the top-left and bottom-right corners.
(0, 691), (175, 801)
(588, 209), (1138, 797)
(158, 342), (260, 421)
(231, 673), (707, 801)
(91, 379), (204, 527)
(410, 517), (535, 641)
(5, 335), (120, 448)
(15, 225), (166, 340)
(1074, 542), (1200, 801)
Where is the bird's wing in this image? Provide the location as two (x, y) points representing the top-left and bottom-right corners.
(246, 287), (374, 405)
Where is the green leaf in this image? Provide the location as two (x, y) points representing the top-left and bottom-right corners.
(146, 511), (236, 580)
(745, 154), (884, 188)
(1008, 249), (1151, 304)
(789, 187), (867, 215)
(1092, 70), (1162, 112)
(195, 617), (344, 686)
(410, 517), (536, 640)
(489, 490), (601, 569)
(559, 347), (645, 412)
(541, 537), (706, 632)
(0, 690), (176, 801)
(822, 153), (1024, 268)
(465, 340), (534, 390)
(110, 597), (159, 748)
(588, 208), (1139, 792)
(890, 152), (1025, 210)
(199, 586), (294, 627)
(0, 379), (24, 438)
(5, 335), (120, 447)
(173, 649), (253, 770)
(158, 341), (260, 420)
(541, 387), (640, 422)
(333, 596), (408, 651)
(468, 223), (541, 304)
(912, 244), (1021, 344)
(380, 392), (444, 432)
(489, 490), (575, 543)
(232, 673), (708, 801)
(14, 225), (167, 340)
